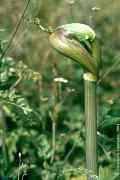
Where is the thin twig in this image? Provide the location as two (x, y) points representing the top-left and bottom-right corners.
(49, 111), (56, 163)
(98, 55), (120, 84)
(10, 77), (22, 90)
(63, 142), (76, 162)
(0, 0), (31, 60)
(33, 18), (54, 33)
(52, 121), (56, 163)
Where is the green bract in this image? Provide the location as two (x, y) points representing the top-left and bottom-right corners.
(49, 23), (100, 76)
(58, 23), (96, 42)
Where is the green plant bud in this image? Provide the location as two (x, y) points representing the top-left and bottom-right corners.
(49, 23), (99, 76)
(57, 23), (96, 42)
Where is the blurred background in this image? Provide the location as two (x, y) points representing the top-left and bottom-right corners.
(0, 0), (120, 179)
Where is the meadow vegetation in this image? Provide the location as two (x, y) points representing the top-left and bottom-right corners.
(0, 0), (120, 179)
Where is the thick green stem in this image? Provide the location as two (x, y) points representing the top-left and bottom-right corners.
(83, 72), (98, 180)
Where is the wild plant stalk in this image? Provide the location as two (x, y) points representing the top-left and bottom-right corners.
(117, 123), (120, 179)
(83, 73), (97, 180)
(50, 80), (62, 163)
(51, 115), (56, 163)
(0, 107), (9, 171)
(18, 152), (22, 180)
(37, 22), (100, 179)
(17, 153), (28, 180)
(49, 102), (57, 163)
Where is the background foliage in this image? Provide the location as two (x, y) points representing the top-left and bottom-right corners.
(0, 0), (120, 179)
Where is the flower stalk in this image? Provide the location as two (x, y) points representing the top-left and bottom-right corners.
(48, 23), (100, 180)
(83, 73), (98, 180)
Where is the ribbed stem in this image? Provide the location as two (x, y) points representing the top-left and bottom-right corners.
(83, 72), (98, 180)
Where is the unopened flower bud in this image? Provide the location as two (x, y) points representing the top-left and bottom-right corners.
(49, 23), (100, 76)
